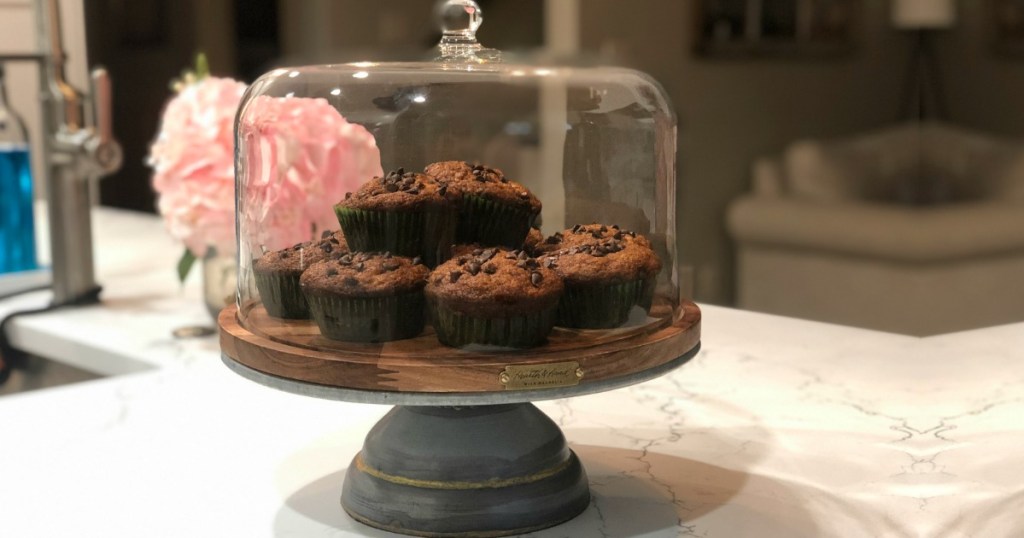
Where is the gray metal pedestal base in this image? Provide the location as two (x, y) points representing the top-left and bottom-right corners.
(341, 404), (591, 537)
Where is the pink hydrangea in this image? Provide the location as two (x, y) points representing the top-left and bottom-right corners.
(149, 76), (247, 257)
(238, 95), (382, 252)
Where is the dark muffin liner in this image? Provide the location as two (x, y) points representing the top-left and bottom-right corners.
(304, 290), (426, 343)
(456, 194), (537, 249)
(334, 206), (456, 267)
(254, 271), (309, 319)
(556, 279), (649, 329)
(428, 301), (557, 349)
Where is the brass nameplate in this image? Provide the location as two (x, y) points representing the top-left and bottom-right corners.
(500, 361), (582, 390)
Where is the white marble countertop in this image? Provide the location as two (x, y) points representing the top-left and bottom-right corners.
(0, 209), (1020, 537)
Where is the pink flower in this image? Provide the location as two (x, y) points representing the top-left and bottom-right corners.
(238, 95), (382, 251)
(149, 76), (247, 257)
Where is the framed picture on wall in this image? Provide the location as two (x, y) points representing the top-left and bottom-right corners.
(695, 0), (857, 59)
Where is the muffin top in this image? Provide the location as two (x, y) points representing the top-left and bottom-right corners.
(424, 161), (542, 214)
(535, 224), (661, 285)
(337, 168), (460, 211)
(522, 227), (544, 255)
(300, 252), (429, 298)
(425, 247), (564, 317)
(254, 230), (348, 275)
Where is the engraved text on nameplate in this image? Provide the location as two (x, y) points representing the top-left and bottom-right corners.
(500, 361), (582, 390)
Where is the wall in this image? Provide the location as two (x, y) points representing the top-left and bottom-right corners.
(578, 0), (911, 304)
(934, 0), (1024, 137)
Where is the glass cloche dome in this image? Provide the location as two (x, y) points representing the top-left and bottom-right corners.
(233, 0), (680, 353)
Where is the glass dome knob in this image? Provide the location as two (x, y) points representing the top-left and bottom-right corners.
(436, 0), (482, 38)
(434, 0), (499, 62)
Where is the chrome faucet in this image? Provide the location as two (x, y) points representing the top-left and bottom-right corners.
(1, 0), (121, 305)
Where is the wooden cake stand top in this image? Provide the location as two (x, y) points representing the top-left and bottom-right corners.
(219, 300), (700, 406)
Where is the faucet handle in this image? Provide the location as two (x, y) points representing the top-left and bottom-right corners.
(90, 68), (113, 145)
(87, 67), (121, 174)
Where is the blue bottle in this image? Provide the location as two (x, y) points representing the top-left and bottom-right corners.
(0, 64), (38, 274)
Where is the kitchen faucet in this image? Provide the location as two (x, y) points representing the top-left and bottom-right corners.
(1, 0), (122, 305)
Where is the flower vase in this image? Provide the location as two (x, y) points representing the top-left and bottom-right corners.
(202, 250), (236, 320)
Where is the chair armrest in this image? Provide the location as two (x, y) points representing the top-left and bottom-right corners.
(726, 197), (1024, 263)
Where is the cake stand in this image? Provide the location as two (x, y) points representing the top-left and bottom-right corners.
(219, 300), (701, 537)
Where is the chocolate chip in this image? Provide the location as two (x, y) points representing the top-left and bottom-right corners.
(407, 188), (419, 195)
(572, 224), (583, 233)
(504, 253), (518, 260)
(330, 238), (340, 244)
(517, 250), (529, 261)
(343, 276), (359, 286)
(466, 262), (481, 275)
(591, 250), (606, 257)
(396, 167), (405, 175)
(326, 268), (338, 277)
(385, 183), (399, 192)
(383, 261), (400, 272)
(591, 231), (603, 239)
(613, 231), (624, 240)
(544, 235), (561, 244)
(383, 251), (392, 258)
(500, 176), (509, 183)
(525, 258), (539, 268)
(279, 251), (290, 258)
(611, 224), (620, 230)
(438, 185), (448, 196)
(457, 256), (467, 265)
(518, 191), (529, 199)
(479, 248), (496, 262)
(544, 257), (557, 269)
(322, 230), (333, 239)
(483, 264), (497, 274)
(355, 262), (365, 272)
(516, 260), (528, 269)
(530, 272), (543, 287)
(600, 225), (608, 233)
(472, 248), (483, 256)
(345, 192), (353, 199)
(339, 254), (353, 265)
(449, 270), (462, 283)
(472, 163), (484, 171)
(412, 256), (423, 266)
(320, 243), (333, 253)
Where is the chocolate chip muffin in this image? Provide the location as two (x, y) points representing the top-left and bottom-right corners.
(425, 247), (564, 348)
(537, 224), (661, 329)
(334, 168), (460, 267)
(300, 252), (429, 342)
(522, 227), (544, 255)
(253, 230), (348, 319)
(424, 161), (541, 249)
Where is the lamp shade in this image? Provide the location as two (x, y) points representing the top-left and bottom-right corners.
(892, 0), (956, 29)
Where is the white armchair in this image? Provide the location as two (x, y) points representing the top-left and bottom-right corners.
(727, 122), (1024, 335)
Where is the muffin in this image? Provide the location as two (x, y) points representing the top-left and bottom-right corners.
(253, 230), (348, 319)
(537, 224), (661, 329)
(426, 247), (564, 348)
(522, 227), (544, 255)
(334, 168), (460, 267)
(300, 252), (429, 342)
(424, 161), (541, 248)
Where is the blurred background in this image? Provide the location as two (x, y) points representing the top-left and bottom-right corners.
(3, 0), (1023, 335)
